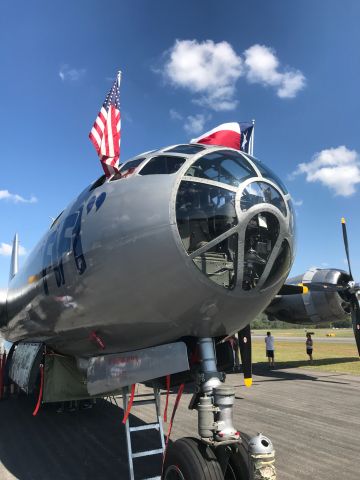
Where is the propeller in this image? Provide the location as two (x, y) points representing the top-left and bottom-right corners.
(238, 324), (252, 387)
(278, 218), (360, 355)
(306, 218), (360, 356)
(340, 218), (360, 355)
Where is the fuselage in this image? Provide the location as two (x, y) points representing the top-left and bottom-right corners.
(1, 144), (295, 356)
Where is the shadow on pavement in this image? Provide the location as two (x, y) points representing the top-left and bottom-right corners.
(0, 394), (168, 480)
(249, 359), (359, 385)
(259, 357), (359, 370)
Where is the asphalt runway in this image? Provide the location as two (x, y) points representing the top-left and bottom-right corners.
(0, 365), (359, 480)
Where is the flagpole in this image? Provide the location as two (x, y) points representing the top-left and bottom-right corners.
(250, 119), (255, 156)
(117, 70), (122, 168)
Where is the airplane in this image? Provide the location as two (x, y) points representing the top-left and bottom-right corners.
(0, 142), (359, 480)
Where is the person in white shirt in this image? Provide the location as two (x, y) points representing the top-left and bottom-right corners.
(265, 331), (275, 367)
(306, 333), (313, 362)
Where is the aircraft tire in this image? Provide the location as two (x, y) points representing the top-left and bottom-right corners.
(163, 437), (223, 480)
(223, 448), (250, 480)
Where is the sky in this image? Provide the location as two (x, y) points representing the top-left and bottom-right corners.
(1, 0), (360, 288)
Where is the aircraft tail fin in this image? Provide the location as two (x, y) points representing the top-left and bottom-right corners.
(9, 233), (19, 283)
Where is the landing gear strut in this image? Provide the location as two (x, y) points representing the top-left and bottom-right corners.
(163, 337), (276, 479)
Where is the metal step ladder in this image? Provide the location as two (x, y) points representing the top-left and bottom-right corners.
(122, 386), (166, 480)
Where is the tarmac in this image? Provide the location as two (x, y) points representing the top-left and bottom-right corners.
(0, 364), (359, 480)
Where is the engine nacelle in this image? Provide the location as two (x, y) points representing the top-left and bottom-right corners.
(265, 268), (351, 324)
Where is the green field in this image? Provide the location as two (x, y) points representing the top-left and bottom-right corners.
(252, 328), (353, 338)
(252, 337), (360, 375)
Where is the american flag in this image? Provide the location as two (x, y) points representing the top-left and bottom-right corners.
(89, 71), (121, 177)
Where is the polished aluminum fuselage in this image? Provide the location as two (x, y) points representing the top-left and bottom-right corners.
(1, 145), (295, 356)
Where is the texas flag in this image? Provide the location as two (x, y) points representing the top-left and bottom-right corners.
(239, 122), (254, 154)
(190, 122), (254, 154)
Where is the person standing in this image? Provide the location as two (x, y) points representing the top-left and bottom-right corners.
(306, 333), (313, 362)
(265, 331), (275, 367)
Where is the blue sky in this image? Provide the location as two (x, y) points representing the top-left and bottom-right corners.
(1, 0), (360, 287)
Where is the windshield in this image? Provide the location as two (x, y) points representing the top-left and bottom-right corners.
(139, 156), (186, 175)
(246, 155), (288, 194)
(185, 150), (256, 187)
(240, 181), (287, 216)
(119, 158), (145, 174)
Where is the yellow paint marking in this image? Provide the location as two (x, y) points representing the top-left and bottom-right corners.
(244, 378), (252, 388)
(298, 283), (309, 294)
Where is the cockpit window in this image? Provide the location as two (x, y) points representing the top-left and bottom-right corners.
(174, 148), (294, 292)
(120, 158), (146, 174)
(109, 158), (146, 181)
(139, 156), (186, 175)
(185, 150), (256, 187)
(246, 156), (288, 194)
(240, 181), (287, 217)
(89, 175), (106, 191)
(176, 181), (237, 253)
(165, 144), (205, 155)
(110, 158), (145, 182)
(192, 233), (238, 290)
(261, 240), (291, 290)
(242, 212), (280, 290)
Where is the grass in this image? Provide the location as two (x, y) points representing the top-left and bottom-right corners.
(252, 338), (360, 375)
(252, 328), (353, 338)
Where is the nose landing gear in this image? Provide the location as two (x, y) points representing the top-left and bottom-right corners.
(163, 337), (276, 480)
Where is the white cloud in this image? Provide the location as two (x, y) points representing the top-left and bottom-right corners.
(169, 109), (183, 121)
(59, 64), (86, 82)
(0, 190), (37, 204)
(184, 114), (210, 135)
(0, 243), (26, 256)
(160, 40), (305, 109)
(292, 198), (303, 206)
(290, 146), (360, 197)
(244, 44), (306, 98)
(163, 40), (243, 111)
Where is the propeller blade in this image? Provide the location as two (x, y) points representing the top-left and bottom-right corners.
(238, 325), (252, 387)
(305, 282), (348, 293)
(278, 284), (309, 295)
(279, 281), (355, 296)
(341, 218), (353, 281)
(351, 295), (360, 356)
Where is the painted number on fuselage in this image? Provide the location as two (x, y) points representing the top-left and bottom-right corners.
(42, 191), (106, 295)
(42, 207), (87, 295)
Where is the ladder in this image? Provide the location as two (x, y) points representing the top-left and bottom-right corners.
(122, 386), (166, 480)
